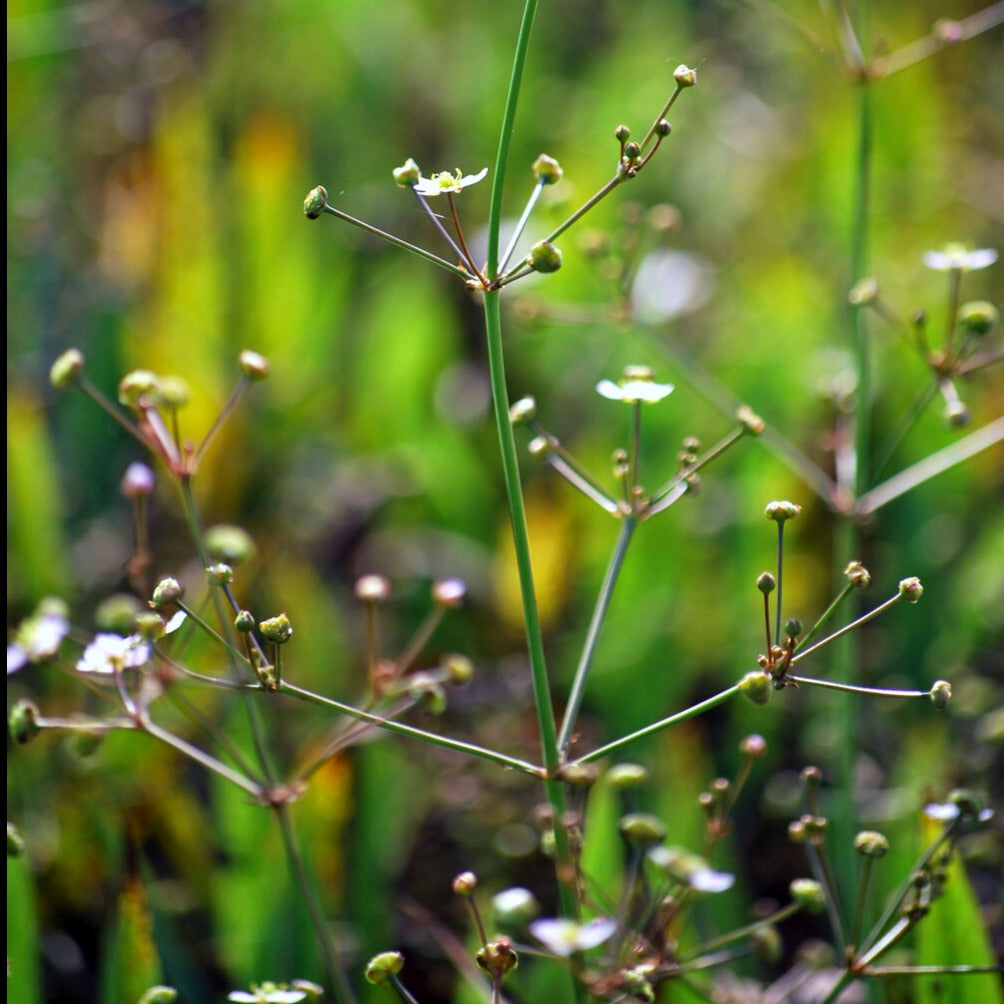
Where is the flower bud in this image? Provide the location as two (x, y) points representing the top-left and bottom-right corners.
(674, 65), (697, 87)
(432, 577), (466, 608)
(440, 653), (473, 685)
(151, 577), (184, 609)
(49, 348), (85, 389)
(929, 679), (951, 709)
(801, 766), (823, 787)
(493, 887), (540, 928)
(740, 734), (767, 759)
(205, 525), (256, 565)
(750, 924), (782, 964)
(452, 870), (478, 895)
(365, 951), (404, 985)
(135, 612), (166, 641)
(509, 397), (537, 425)
(355, 574), (391, 602)
(206, 563), (234, 585)
(392, 158), (421, 188)
(756, 572), (776, 595)
(9, 699), (41, 744)
(784, 618), (802, 639)
(619, 813), (667, 845)
(528, 435), (551, 457)
(737, 405), (765, 435)
(154, 376), (189, 408)
(788, 819), (806, 843)
(118, 370), (160, 407)
(623, 141), (641, 162)
(238, 350), (270, 381)
(303, 185), (328, 218)
(528, 240), (562, 274)
(234, 610), (255, 633)
(614, 124), (631, 143)
(854, 830), (889, 858)
(476, 937), (518, 981)
(410, 674), (446, 713)
(765, 500), (802, 522)
(532, 154), (563, 185)
(96, 594), (142, 635)
(789, 878), (826, 913)
(607, 763), (649, 789)
(121, 462), (156, 500)
(557, 762), (599, 787)
(844, 561), (871, 589)
(898, 577), (923, 603)
(259, 612), (293, 644)
(739, 670), (772, 705)
(848, 277), (879, 305)
(655, 119), (671, 138)
(957, 300), (998, 336)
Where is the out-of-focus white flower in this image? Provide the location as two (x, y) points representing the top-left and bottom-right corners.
(413, 167), (488, 197)
(76, 633), (151, 675)
(529, 916), (618, 956)
(922, 245), (997, 272)
(7, 598), (70, 674)
(648, 845), (735, 892)
(228, 984), (306, 1003)
(596, 366), (674, 404)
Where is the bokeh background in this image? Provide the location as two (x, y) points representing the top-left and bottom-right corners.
(8, 1), (1003, 1001)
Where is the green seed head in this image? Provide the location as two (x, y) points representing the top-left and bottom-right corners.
(957, 300), (998, 336)
(151, 577), (184, 609)
(854, 830), (890, 857)
(790, 878), (826, 913)
(205, 524), (256, 565)
(898, 576), (923, 603)
(607, 763), (649, 789)
(49, 348), (85, 389)
(238, 350), (270, 381)
(756, 572), (776, 595)
(476, 937), (519, 981)
(303, 185), (328, 218)
(765, 500), (802, 523)
(739, 670), (772, 705)
(365, 950), (405, 985)
(392, 158), (421, 188)
(674, 65), (698, 87)
(9, 699), (41, 745)
(532, 154), (563, 185)
(259, 612), (293, 644)
(844, 561), (871, 589)
(929, 679), (952, 709)
(528, 240), (563, 274)
(619, 812), (667, 845)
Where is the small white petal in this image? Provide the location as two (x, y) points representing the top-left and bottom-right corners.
(689, 867), (735, 893)
(530, 916), (617, 956)
(596, 378), (674, 403)
(163, 610), (188, 634)
(923, 802), (960, 821)
(7, 645), (28, 674)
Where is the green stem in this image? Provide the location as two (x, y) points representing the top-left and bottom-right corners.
(274, 804), (355, 1004)
(570, 684), (741, 764)
(789, 589), (902, 667)
(279, 680), (542, 775)
(557, 517), (636, 754)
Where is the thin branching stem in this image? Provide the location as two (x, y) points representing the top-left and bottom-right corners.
(193, 374), (249, 469)
(499, 177), (545, 273)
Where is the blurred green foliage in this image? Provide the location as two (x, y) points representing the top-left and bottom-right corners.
(7, 0), (1003, 1001)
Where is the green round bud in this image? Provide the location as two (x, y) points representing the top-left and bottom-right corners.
(619, 812), (667, 845)
(234, 609), (255, 633)
(756, 572), (776, 595)
(948, 789), (985, 820)
(259, 612), (293, 644)
(452, 870), (478, 896)
(623, 141), (641, 162)
(96, 593), (143, 635)
(528, 435), (551, 457)
(898, 576), (923, 603)
(790, 878), (826, 913)
(476, 937), (518, 981)
(205, 524), (256, 565)
(365, 950), (404, 985)
(765, 500), (802, 522)
(411, 675), (446, 713)
(784, 618), (803, 639)
(929, 679), (952, 709)
(206, 563), (234, 585)
(441, 653), (474, 685)
(740, 734), (767, 759)
(303, 185), (328, 218)
(355, 573), (391, 602)
(557, 762), (599, 787)
(492, 887), (540, 928)
(154, 376), (190, 408)
(8, 821), (26, 857)
(528, 240), (562, 274)
(844, 561), (871, 589)
(654, 119), (671, 138)
(238, 350), (270, 381)
(957, 300), (998, 336)
(607, 763), (649, 789)
(750, 924), (782, 964)
(134, 612), (166, 641)
(532, 154), (563, 185)
(674, 65), (697, 87)
(854, 830), (889, 858)
(739, 670), (772, 705)
(151, 577), (184, 609)
(509, 396), (537, 425)
(49, 348), (85, 389)
(118, 370), (160, 407)
(788, 819), (806, 843)
(10, 700), (41, 744)
(614, 124), (631, 142)
(392, 158), (421, 188)
(801, 766), (823, 787)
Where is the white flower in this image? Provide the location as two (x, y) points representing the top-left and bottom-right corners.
(688, 867), (735, 893)
(76, 633), (151, 675)
(596, 376), (674, 404)
(7, 598), (70, 674)
(412, 167), (488, 196)
(923, 245), (997, 272)
(528, 916), (618, 956)
(228, 985), (306, 1003)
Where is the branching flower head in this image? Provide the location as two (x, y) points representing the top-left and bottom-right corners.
(412, 167), (488, 197)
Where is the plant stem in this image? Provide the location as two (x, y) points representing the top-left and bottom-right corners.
(557, 517), (636, 755)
